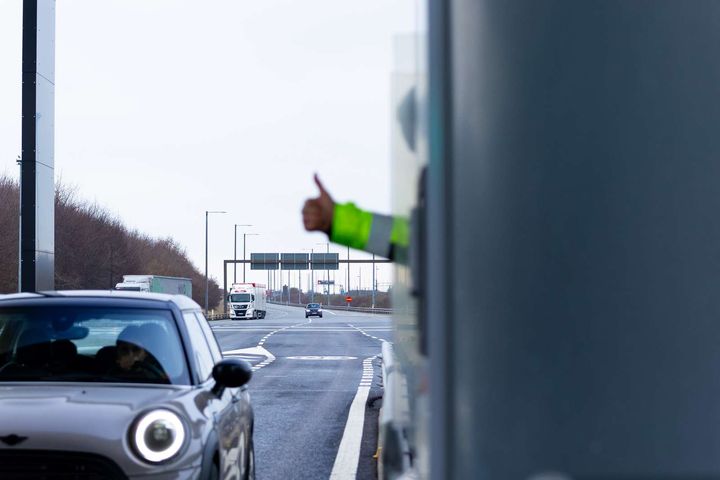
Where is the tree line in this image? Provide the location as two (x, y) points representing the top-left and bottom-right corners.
(0, 175), (223, 308)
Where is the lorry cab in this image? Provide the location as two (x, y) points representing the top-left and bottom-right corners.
(227, 283), (267, 320)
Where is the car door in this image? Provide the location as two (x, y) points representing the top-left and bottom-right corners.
(195, 312), (252, 478)
(183, 312), (242, 479)
(194, 312), (251, 479)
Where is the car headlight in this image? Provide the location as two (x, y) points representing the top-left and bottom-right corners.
(131, 409), (186, 463)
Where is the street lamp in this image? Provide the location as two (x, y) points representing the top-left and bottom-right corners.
(243, 233), (259, 282)
(316, 242), (329, 306)
(301, 248), (314, 303)
(205, 210), (227, 313)
(233, 224), (252, 284)
(372, 253), (376, 308)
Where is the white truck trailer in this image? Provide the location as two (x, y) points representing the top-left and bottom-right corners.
(227, 283), (267, 320)
(114, 275), (192, 298)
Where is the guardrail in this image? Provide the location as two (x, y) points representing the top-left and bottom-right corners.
(206, 302), (393, 321)
(267, 300), (393, 314)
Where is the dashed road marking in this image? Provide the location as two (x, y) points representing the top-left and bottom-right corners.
(347, 323), (393, 345)
(285, 356), (358, 361)
(222, 318), (312, 371)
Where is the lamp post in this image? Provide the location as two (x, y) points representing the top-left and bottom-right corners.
(233, 224), (252, 284)
(372, 253), (376, 309)
(301, 248), (314, 303)
(316, 242), (329, 306)
(243, 233), (259, 282)
(205, 210), (227, 313)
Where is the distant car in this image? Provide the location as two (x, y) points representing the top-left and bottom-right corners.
(305, 303), (323, 318)
(0, 291), (255, 480)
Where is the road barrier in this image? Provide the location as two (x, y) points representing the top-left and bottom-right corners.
(206, 302), (393, 320)
(267, 300), (393, 315)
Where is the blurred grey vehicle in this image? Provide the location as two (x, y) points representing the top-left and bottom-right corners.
(0, 291), (254, 479)
(304, 303), (323, 318)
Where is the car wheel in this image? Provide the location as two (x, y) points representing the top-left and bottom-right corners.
(319, 314), (323, 318)
(245, 439), (256, 480)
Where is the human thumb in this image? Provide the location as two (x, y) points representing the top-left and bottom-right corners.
(314, 174), (332, 201)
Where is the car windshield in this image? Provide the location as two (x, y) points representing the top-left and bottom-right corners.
(230, 294), (252, 302)
(307, 304), (320, 308)
(0, 306), (190, 385)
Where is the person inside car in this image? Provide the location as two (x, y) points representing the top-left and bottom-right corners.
(113, 325), (169, 382)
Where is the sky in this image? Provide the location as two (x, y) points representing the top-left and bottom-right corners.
(0, 0), (418, 295)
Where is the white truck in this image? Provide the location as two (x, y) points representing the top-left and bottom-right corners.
(114, 275), (192, 298)
(227, 283), (267, 320)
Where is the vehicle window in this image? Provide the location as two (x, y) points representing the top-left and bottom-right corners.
(192, 312), (222, 363)
(182, 312), (214, 382)
(0, 306), (190, 385)
(308, 304), (320, 308)
(229, 294), (251, 302)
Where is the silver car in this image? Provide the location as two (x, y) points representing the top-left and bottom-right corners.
(0, 291), (255, 479)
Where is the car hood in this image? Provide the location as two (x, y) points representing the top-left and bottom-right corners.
(0, 383), (206, 474)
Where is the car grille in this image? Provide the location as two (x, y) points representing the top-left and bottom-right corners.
(0, 450), (127, 479)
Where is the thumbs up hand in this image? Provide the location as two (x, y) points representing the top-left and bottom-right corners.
(302, 174), (335, 235)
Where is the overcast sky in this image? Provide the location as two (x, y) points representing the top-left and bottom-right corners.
(0, 0), (417, 294)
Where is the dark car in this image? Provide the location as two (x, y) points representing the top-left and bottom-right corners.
(0, 291), (255, 479)
(305, 303), (323, 318)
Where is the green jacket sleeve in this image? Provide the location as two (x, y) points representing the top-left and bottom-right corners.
(330, 202), (408, 260)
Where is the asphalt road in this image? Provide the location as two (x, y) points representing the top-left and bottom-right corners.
(211, 304), (392, 480)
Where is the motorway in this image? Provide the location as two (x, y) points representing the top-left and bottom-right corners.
(211, 304), (393, 480)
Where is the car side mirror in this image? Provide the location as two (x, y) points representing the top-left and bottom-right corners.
(211, 358), (253, 396)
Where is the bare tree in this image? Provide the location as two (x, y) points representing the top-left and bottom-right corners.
(0, 175), (221, 305)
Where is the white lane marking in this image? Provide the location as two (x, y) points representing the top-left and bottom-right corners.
(223, 345), (275, 362)
(347, 324), (393, 345)
(285, 356), (358, 361)
(329, 355), (377, 480)
(258, 318), (312, 347)
(221, 319), (312, 371)
(213, 326), (392, 331)
(222, 329), (389, 334)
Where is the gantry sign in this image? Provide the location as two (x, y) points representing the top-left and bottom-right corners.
(249, 253), (340, 271)
(222, 253), (391, 307)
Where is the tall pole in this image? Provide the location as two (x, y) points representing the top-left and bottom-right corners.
(326, 243), (330, 307)
(311, 248), (314, 302)
(233, 226), (237, 283)
(20, 0), (56, 292)
(372, 253), (376, 308)
(205, 212), (208, 311)
(233, 224), (252, 284)
(347, 246), (350, 296)
(205, 210), (226, 313)
(242, 232), (259, 283)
